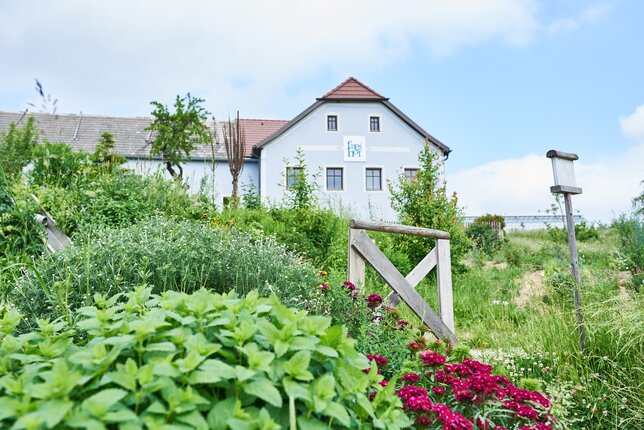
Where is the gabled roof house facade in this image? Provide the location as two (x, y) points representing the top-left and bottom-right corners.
(252, 77), (450, 219)
(0, 77), (449, 220)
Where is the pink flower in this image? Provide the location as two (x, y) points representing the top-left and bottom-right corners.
(420, 350), (446, 366)
(402, 372), (421, 383)
(432, 387), (445, 395)
(398, 385), (429, 400)
(405, 395), (433, 412)
(320, 283), (328, 290)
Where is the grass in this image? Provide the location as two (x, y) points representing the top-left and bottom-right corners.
(358, 228), (642, 429)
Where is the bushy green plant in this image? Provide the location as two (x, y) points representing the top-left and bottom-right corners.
(214, 206), (348, 269)
(0, 169), (43, 261)
(91, 131), (126, 172)
(282, 148), (320, 210)
(465, 222), (503, 256)
(12, 218), (318, 326)
(612, 214), (643, 274)
(475, 214), (506, 230)
(0, 117), (39, 181)
(0, 286), (410, 429)
(0, 169), (45, 298)
(241, 182), (262, 209)
(30, 142), (88, 188)
(34, 165), (212, 236)
(388, 142), (469, 270)
(546, 221), (599, 243)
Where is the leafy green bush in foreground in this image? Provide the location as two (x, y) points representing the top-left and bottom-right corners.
(0, 286), (409, 429)
(12, 218), (317, 326)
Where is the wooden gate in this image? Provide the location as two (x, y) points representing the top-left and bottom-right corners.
(348, 219), (457, 344)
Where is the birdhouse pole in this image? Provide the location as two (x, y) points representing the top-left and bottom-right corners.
(546, 150), (586, 351)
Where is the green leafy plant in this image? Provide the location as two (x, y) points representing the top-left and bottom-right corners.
(30, 142), (88, 188)
(465, 222), (503, 257)
(13, 218), (318, 325)
(0, 286), (410, 429)
(388, 141), (469, 270)
(0, 117), (39, 182)
(282, 148), (320, 210)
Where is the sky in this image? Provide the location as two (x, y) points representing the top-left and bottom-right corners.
(1, 0), (642, 222)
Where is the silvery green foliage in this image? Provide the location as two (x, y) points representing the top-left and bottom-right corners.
(13, 218), (317, 328)
(0, 287), (410, 429)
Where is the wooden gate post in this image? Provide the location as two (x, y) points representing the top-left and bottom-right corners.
(436, 239), (454, 334)
(348, 228), (365, 289)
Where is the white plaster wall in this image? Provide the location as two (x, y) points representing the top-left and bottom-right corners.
(125, 158), (259, 208)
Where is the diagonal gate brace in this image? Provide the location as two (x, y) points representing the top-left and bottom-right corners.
(351, 230), (457, 344)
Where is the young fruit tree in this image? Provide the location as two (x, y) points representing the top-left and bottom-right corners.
(146, 93), (211, 181)
(222, 111), (246, 207)
(389, 140), (469, 268)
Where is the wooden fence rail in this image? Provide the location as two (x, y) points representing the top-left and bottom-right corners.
(348, 220), (457, 344)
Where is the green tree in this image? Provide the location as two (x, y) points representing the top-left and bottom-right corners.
(389, 141), (469, 267)
(0, 117), (38, 181)
(146, 93), (211, 181)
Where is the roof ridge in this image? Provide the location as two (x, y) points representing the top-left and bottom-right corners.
(0, 110), (154, 120)
(239, 118), (289, 122)
(320, 76), (386, 99)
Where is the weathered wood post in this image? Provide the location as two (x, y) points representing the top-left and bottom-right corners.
(436, 239), (454, 334)
(348, 227), (365, 288)
(546, 150), (586, 351)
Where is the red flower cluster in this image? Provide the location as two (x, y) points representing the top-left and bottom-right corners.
(343, 281), (357, 291)
(402, 372), (421, 383)
(398, 385), (429, 400)
(420, 350), (447, 366)
(366, 353), (389, 368)
(391, 344), (555, 429)
(366, 293), (383, 308)
(408, 341), (426, 351)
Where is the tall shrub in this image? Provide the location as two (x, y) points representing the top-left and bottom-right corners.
(389, 142), (469, 268)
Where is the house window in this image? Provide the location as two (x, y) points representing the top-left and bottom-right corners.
(286, 166), (302, 189)
(404, 168), (419, 182)
(327, 115), (338, 131)
(366, 168), (382, 191)
(326, 167), (343, 191)
(370, 116), (380, 132)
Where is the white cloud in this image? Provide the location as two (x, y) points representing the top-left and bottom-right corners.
(447, 105), (644, 223)
(0, 0), (539, 117)
(547, 1), (614, 34)
(620, 104), (644, 141)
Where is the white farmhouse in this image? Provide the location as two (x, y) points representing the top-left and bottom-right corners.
(253, 77), (450, 220)
(0, 77), (450, 220)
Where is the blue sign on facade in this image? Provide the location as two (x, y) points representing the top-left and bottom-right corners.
(343, 136), (366, 161)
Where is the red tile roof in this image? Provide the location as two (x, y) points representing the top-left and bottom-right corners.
(238, 119), (288, 156)
(320, 77), (386, 100)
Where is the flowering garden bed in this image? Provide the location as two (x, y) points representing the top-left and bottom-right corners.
(315, 281), (557, 430)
